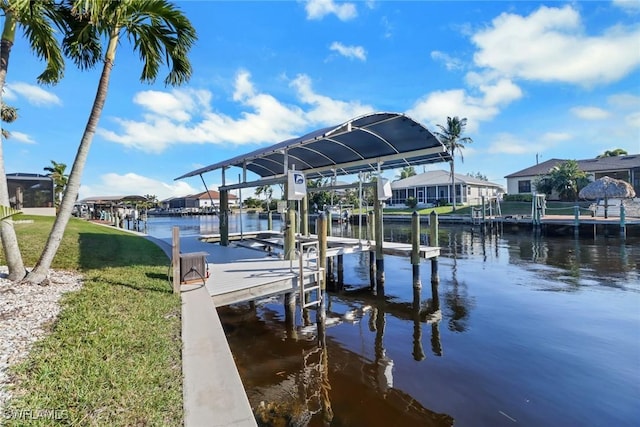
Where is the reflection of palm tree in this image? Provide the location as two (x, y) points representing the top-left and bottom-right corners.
(443, 228), (474, 332)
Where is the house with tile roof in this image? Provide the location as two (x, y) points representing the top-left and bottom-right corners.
(504, 154), (640, 199)
(389, 170), (505, 208)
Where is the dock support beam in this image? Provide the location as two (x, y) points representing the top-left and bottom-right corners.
(220, 190), (229, 246)
(285, 207), (296, 260)
(337, 254), (344, 290)
(368, 210), (376, 290)
(301, 195), (309, 236)
(429, 211), (439, 244)
(267, 210), (273, 231)
(318, 213), (327, 291)
(374, 191), (385, 292)
(574, 205), (580, 237)
(411, 211), (421, 289)
(620, 205), (626, 238)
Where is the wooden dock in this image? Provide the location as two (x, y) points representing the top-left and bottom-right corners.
(191, 233), (440, 307)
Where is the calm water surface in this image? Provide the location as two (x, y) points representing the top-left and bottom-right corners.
(146, 214), (640, 426)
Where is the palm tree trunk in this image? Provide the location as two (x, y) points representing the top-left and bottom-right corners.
(0, 16), (27, 281)
(25, 35), (118, 285)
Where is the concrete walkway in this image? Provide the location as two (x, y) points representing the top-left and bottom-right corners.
(147, 235), (258, 427)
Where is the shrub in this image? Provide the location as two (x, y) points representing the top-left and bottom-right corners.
(405, 196), (418, 209)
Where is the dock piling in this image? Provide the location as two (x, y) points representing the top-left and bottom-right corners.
(374, 194), (385, 292)
(411, 211), (421, 289)
(429, 211), (439, 246)
(318, 213), (327, 291)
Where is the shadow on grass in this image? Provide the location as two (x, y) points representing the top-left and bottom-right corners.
(78, 232), (169, 270)
(98, 277), (174, 294)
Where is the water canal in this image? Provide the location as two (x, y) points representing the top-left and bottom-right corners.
(146, 214), (639, 426)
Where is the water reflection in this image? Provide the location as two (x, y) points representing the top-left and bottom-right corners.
(147, 216), (640, 426)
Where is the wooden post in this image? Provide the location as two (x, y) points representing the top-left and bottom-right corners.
(220, 190), (229, 246)
(337, 254), (344, 290)
(620, 204), (626, 238)
(301, 195), (309, 236)
(326, 210), (332, 237)
(429, 211), (439, 246)
(368, 210), (376, 289)
(267, 210), (273, 231)
(374, 191), (385, 291)
(430, 251), (439, 285)
(318, 213), (327, 290)
(574, 205), (580, 237)
(172, 226), (180, 294)
(285, 207), (296, 260)
(429, 211), (439, 285)
(411, 211), (421, 289)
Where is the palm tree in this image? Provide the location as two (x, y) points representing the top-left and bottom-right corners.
(43, 160), (68, 209)
(597, 149), (628, 158)
(25, 0), (196, 284)
(1, 102), (18, 139)
(395, 166), (416, 181)
(434, 116), (473, 212)
(0, 0), (66, 281)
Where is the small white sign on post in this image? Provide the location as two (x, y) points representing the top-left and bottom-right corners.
(377, 178), (392, 200)
(287, 171), (307, 200)
(277, 201), (287, 214)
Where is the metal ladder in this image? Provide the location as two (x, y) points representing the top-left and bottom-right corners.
(296, 239), (323, 310)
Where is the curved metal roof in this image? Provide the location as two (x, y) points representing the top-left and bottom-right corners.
(175, 112), (451, 182)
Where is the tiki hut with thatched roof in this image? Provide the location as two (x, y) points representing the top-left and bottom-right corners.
(579, 176), (636, 218)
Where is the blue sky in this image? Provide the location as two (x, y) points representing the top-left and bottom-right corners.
(3, 0), (640, 201)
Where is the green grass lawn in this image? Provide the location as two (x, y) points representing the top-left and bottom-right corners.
(1, 215), (182, 426)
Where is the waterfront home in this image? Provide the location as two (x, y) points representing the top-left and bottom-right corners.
(160, 190), (238, 213)
(505, 154), (640, 199)
(6, 173), (55, 216)
(389, 170), (505, 208)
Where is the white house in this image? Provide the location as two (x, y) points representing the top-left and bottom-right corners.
(389, 170), (505, 208)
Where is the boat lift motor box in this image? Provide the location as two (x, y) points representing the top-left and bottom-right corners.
(179, 251), (209, 284)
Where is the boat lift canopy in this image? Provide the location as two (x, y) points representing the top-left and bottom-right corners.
(175, 112), (451, 190)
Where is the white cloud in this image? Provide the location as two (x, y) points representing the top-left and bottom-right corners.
(471, 5), (640, 86)
(613, 0), (640, 13)
(431, 51), (463, 71)
(4, 82), (62, 106)
(79, 172), (200, 201)
(406, 78), (523, 133)
(608, 93), (640, 109)
(570, 106), (611, 120)
(540, 132), (572, 143)
(6, 131), (36, 144)
(290, 74), (374, 124)
(487, 131), (570, 155)
(133, 89), (211, 122)
(305, 0), (357, 21)
(329, 42), (367, 61)
(98, 70), (373, 153)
